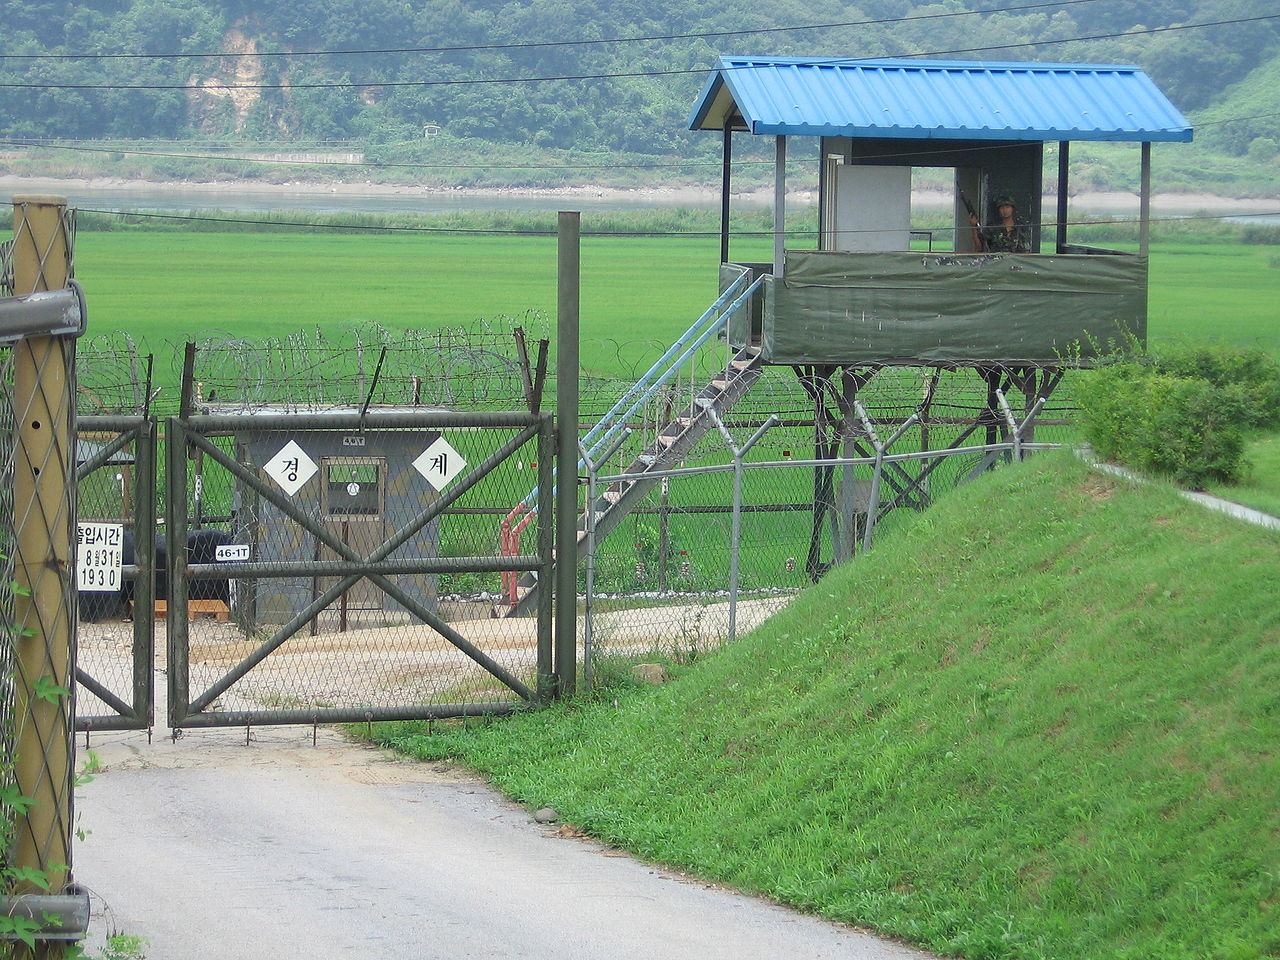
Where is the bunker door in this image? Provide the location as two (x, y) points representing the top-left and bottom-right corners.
(318, 456), (386, 627)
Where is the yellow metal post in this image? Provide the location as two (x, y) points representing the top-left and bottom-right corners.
(9, 196), (76, 957)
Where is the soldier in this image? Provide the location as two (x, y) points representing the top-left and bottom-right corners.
(969, 195), (1033, 253)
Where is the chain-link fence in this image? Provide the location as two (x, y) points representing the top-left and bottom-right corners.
(74, 329), (561, 728)
(72, 318), (1082, 717)
(576, 367), (1071, 686)
(0, 236), (13, 872)
(164, 408), (554, 728)
(0, 340), (16, 847)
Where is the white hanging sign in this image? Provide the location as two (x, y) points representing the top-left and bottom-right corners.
(263, 440), (318, 496)
(77, 522), (124, 592)
(215, 543), (251, 562)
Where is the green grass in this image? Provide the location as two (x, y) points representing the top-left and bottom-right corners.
(1147, 243), (1280, 354)
(1207, 431), (1280, 515)
(372, 451), (1280, 960)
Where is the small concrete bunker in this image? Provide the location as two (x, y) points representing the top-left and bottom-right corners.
(215, 405), (447, 630)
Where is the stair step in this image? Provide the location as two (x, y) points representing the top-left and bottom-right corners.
(657, 434), (678, 447)
(602, 490), (622, 503)
(709, 379), (729, 390)
(695, 397), (715, 409)
(730, 359), (754, 370)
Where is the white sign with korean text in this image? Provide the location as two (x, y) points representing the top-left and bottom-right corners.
(77, 522), (124, 592)
(412, 436), (466, 491)
(263, 440), (318, 496)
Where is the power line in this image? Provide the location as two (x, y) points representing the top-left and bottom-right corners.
(907, 13), (1279, 60)
(1195, 112), (1280, 128)
(3, 14), (1276, 91)
(0, 0), (1109, 62)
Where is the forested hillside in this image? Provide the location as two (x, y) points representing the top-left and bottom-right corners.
(1, 0), (1277, 158)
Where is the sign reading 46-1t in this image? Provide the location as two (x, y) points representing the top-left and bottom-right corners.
(77, 522), (124, 592)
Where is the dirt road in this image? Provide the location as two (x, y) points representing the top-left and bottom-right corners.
(74, 723), (933, 960)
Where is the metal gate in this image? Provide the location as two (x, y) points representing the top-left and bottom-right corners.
(74, 414), (156, 731)
(165, 408), (555, 729)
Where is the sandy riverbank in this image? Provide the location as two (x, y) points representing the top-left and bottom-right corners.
(0, 174), (729, 204)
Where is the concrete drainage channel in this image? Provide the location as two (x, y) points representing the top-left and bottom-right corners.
(74, 720), (937, 960)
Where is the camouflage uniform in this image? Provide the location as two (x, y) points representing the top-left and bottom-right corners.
(980, 220), (1033, 253)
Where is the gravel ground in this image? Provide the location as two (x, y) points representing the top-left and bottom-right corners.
(77, 596), (793, 716)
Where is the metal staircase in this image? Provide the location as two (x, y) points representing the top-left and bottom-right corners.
(497, 272), (765, 617)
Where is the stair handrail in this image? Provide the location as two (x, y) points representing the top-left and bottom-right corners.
(516, 268), (762, 513)
(580, 272), (764, 470)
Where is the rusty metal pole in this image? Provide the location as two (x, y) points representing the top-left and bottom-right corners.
(9, 196), (77, 957)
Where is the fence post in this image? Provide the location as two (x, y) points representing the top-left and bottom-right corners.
(995, 388), (1021, 461)
(578, 442), (598, 691)
(555, 212), (580, 698)
(9, 195), (78, 955)
(857, 403), (921, 553)
(578, 429), (632, 691)
(708, 410), (776, 643)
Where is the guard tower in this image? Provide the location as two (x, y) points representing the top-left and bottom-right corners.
(681, 57), (1192, 573)
(501, 60), (1194, 612)
(689, 57), (1192, 366)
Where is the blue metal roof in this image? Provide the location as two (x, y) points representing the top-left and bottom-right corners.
(689, 57), (1192, 143)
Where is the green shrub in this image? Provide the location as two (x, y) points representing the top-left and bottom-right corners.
(1076, 364), (1248, 487)
(1246, 136), (1279, 163)
(1075, 362), (1152, 462)
(1143, 377), (1247, 486)
(1150, 343), (1280, 427)
(1241, 224), (1280, 245)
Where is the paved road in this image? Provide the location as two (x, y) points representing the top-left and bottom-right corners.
(74, 724), (934, 960)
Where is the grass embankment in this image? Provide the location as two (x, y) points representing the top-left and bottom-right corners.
(373, 451), (1280, 960)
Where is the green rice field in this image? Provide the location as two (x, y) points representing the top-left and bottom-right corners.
(73, 230), (1280, 370)
(74, 231), (721, 375)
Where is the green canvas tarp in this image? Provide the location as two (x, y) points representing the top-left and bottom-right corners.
(728, 250), (1146, 366)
